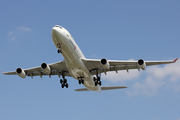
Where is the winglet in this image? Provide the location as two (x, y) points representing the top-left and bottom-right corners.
(174, 58), (178, 62)
(2, 71), (3, 74)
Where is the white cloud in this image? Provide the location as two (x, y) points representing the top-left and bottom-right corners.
(17, 26), (32, 32)
(127, 77), (167, 96)
(147, 61), (180, 82)
(103, 59), (180, 95)
(8, 26), (32, 41)
(91, 54), (100, 59)
(8, 31), (13, 36)
(128, 60), (180, 96)
(90, 54), (104, 59)
(8, 37), (16, 41)
(102, 70), (140, 82)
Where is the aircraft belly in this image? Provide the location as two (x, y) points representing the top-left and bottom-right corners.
(66, 58), (101, 91)
(83, 77), (101, 92)
(70, 68), (89, 78)
(69, 66), (99, 91)
(66, 58), (91, 79)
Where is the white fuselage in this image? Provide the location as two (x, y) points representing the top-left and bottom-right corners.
(51, 25), (101, 92)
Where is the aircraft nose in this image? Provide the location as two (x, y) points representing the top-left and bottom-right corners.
(52, 27), (58, 35)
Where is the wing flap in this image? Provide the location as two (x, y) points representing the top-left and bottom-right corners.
(90, 65), (139, 75)
(26, 70), (71, 77)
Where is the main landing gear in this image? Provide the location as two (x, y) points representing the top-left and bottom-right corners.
(78, 77), (84, 85)
(60, 72), (68, 88)
(93, 69), (102, 86)
(94, 77), (101, 86)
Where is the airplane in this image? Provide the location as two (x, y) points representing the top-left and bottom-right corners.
(3, 25), (178, 92)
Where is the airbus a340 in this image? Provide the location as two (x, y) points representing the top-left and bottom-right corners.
(3, 25), (178, 92)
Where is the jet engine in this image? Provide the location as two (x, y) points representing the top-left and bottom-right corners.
(100, 58), (110, 69)
(16, 68), (26, 78)
(41, 63), (51, 74)
(138, 59), (146, 70)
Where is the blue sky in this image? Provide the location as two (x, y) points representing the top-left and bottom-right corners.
(0, 0), (180, 120)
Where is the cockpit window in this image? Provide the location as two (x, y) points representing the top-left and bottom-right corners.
(54, 25), (62, 29)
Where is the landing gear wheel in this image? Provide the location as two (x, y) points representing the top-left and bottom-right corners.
(99, 81), (102, 86)
(93, 77), (96, 81)
(95, 82), (98, 86)
(61, 84), (64, 88)
(60, 79), (63, 84)
(79, 80), (81, 84)
(64, 79), (67, 83)
(66, 84), (68, 88)
(82, 80), (84, 84)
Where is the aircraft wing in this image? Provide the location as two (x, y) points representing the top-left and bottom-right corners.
(82, 58), (178, 75)
(3, 60), (71, 78)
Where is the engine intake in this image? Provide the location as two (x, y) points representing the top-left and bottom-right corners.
(41, 63), (51, 74)
(100, 58), (110, 69)
(16, 68), (26, 78)
(138, 59), (146, 70)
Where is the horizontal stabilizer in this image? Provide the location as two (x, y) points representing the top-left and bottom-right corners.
(75, 88), (90, 91)
(101, 86), (127, 90)
(75, 86), (127, 92)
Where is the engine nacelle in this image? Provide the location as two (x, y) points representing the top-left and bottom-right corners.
(100, 58), (110, 69)
(41, 63), (51, 74)
(138, 59), (146, 70)
(16, 68), (26, 78)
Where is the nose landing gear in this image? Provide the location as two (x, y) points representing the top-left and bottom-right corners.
(57, 43), (63, 53)
(58, 49), (62, 53)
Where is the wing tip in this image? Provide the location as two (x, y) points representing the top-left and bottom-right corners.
(2, 71), (3, 74)
(174, 58), (178, 62)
